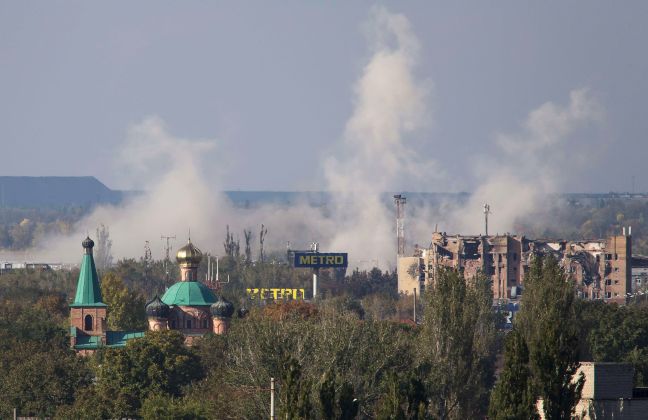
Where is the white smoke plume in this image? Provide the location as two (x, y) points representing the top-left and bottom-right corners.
(27, 7), (605, 271)
(37, 117), (226, 262)
(323, 6), (435, 268)
(30, 6), (435, 270)
(450, 88), (604, 235)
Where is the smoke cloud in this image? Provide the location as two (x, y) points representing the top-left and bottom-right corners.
(450, 88), (603, 235)
(30, 7), (605, 270)
(29, 6), (435, 270)
(324, 6), (435, 267)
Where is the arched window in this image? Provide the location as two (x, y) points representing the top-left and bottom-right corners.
(186, 319), (192, 329)
(84, 314), (93, 331)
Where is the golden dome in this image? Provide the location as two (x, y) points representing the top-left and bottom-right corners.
(176, 240), (202, 267)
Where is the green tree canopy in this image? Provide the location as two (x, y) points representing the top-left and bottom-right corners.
(489, 329), (537, 420)
(515, 255), (584, 419)
(101, 271), (147, 330)
(417, 269), (498, 419)
(92, 330), (203, 417)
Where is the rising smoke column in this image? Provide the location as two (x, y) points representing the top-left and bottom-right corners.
(38, 117), (228, 261)
(324, 6), (435, 269)
(452, 88), (604, 235)
(35, 7), (437, 268)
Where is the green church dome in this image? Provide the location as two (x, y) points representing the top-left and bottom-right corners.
(161, 281), (217, 306)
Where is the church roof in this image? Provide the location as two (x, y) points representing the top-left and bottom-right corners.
(70, 237), (106, 307)
(70, 327), (145, 349)
(106, 331), (146, 347)
(161, 281), (217, 306)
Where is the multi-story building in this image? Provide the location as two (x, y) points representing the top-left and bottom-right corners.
(631, 255), (648, 293)
(398, 230), (632, 304)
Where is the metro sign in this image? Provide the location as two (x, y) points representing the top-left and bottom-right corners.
(293, 252), (348, 268)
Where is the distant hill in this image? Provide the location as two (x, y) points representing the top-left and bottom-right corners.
(0, 176), (124, 208)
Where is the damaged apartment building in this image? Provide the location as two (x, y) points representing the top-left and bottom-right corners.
(398, 229), (632, 304)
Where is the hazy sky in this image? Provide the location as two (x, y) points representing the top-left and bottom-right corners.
(1, 2), (647, 193)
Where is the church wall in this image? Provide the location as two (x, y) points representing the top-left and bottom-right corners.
(70, 307), (106, 335)
(167, 306), (212, 332)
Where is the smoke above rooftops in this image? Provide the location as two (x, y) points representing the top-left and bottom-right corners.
(33, 6), (605, 268)
(450, 88), (604, 236)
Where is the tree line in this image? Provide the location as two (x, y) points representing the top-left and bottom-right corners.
(4, 253), (648, 417)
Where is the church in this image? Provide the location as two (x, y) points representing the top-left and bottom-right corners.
(69, 236), (233, 354)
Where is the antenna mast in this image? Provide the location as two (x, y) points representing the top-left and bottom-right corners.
(160, 234), (176, 283)
(394, 194), (407, 258)
(483, 204), (491, 236)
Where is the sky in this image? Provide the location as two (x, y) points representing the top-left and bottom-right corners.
(1, 1), (647, 194)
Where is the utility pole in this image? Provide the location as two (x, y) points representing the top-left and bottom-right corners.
(394, 194), (406, 257)
(160, 235), (176, 283)
(483, 203), (491, 236)
(413, 287), (417, 324)
(311, 241), (319, 299)
(270, 377), (275, 420)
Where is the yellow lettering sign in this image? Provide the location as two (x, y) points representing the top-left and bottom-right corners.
(246, 287), (307, 300)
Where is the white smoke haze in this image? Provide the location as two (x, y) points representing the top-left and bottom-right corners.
(27, 7), (606, 270)
(449, 88), (604, 235)
(26, 6), (434, 270)
(323, 6), (437, 268)
(37, 117), (226, 262)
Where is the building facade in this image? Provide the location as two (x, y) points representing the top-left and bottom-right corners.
(398, 230), (632, 304)
(537, 363), (648, 419)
